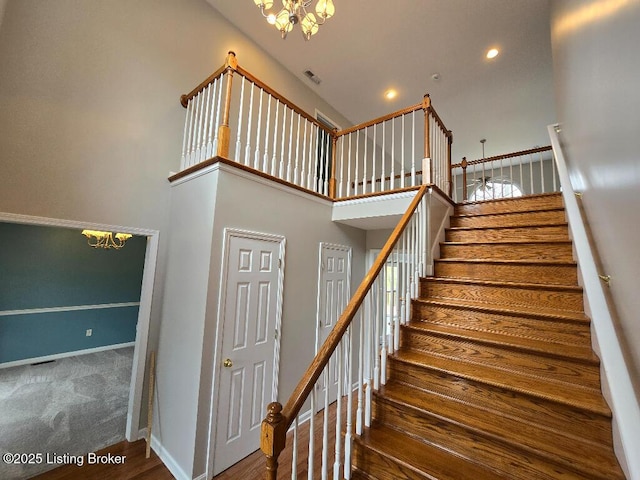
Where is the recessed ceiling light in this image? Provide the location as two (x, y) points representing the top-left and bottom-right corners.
(384, 89), (397, 100)
(486, 48), (499, 59)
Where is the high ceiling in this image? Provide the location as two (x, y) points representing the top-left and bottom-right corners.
(206, 0), (556, 162)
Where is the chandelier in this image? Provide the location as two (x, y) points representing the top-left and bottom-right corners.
(253, 0), (335, 40)
(81, 230), (132, 250)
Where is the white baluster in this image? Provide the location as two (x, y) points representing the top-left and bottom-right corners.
(200, 85), (211, 162)
(379, 270), (388, 386)
(292, 416), (298, 480)
(254, 88), (264, 170)
(287, 110), (294, 183)
(381, 121), (386, 191)
(244, 83), (255, 166)
(234, 77), (246, 161)
(338, 136), (345, 198)
(194, 91), (205, 163)
(324, 132), (331, 196)
(552, 154), (558, 192)
(345, 325), (354, 479)
(529, 154), (534, 194)
(393, 249), (400, 353)
(363, 126), (368, 195)
(263, 95), (272, 173)
(373, 275), (381, 391)
(356, 311), (364, 435)
(308, 385), (316, 480)
(271, 101), (279, 176)
(390, 117), (395, 190)
(540, 151), (545, 193)
(333, 339), (343, 480)
(346, 134), (352, 196)
(354, 130), (360, 196)
(401, 114), (406, 188)
(301, 119), (308, 188)
(321, 368), (329, 480)
(293, 113), (302, 185)
(213, 75), (223, 158)
(509, 153), (514, 197)
(189, 92), (201, 166)
(411, 110), (416, 186)
(208, 78), (218, 161)
(308, 125), (316, 190)
(365, 300), (372, 428)
(180, 99), (193, 170)
(279, 108), (287, 179)
(371, 123), (377, 193)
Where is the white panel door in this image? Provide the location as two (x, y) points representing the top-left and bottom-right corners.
(315, 243), (351, 407)
(213, 231), (284, 475)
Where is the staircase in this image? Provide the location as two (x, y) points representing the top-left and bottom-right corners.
(352, 193), (625, 480)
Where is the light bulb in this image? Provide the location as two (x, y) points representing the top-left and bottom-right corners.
(267, 13), (277, 24)
(316, 0), (335, 19)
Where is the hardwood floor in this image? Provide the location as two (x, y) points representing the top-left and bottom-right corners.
(30, 440), (174, 480)
(32, 402), (340, 480)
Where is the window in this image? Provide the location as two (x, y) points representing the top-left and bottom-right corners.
(470, 177), (523, 201)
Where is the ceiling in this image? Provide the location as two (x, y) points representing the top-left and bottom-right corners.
(206, 0), (556, 162)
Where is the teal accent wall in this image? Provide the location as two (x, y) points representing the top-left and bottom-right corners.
(0, 222), (147, 364)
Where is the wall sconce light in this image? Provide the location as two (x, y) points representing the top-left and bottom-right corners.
(81, 230), (132, 250)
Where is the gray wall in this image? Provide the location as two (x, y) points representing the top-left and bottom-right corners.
(0, 0), (353, 433)
(551, 0), (640, 391)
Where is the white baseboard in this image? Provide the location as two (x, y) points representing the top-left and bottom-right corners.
(137, 429), (191, 480)
(0, 342), (135, 369)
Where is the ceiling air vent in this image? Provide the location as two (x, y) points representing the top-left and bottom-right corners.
(304, 69), (322, 85)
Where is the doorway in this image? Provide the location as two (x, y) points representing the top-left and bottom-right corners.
(0, 212), (158, 444)
(211, 228), (285, 476)
(315, 243), (352, 408)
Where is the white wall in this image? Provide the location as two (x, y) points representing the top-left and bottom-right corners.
(0, 0), (353, 439)
(550, 0), (640, 421)
(189, 165), (366, 477)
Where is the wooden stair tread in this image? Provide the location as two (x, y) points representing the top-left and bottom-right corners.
(441, 240), (573, 246)
(435, 258), (577, 266)
(424, 276), (582, 292)
(413, 297), (590, 323)
(376, 381), (623, 479)
(355, 424), (509, 480)
(447, 222), (568, 232)
(452, 206), (565, 219)
(391, 349), (611, 416)
(402, 321), (597, 362)
(400, 328), (601, 390)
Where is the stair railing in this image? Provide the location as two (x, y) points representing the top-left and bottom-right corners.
(261, 185), (429, 480)
(334, 95), (452, 198)
(179, 52), (452, 201)
(450, 145), (556, 202)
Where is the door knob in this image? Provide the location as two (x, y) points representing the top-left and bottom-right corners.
(223, 358), (233, 368)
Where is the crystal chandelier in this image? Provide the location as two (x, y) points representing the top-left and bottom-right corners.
(253, 0), (335, 40)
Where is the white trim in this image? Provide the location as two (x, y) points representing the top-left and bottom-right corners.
(548, 124), (640, 480)
(171, 159), (333, 207)
(333, 189), (418, 207)
(0, 211), (159, 444)
(0, 302), (140, 317)
(169, 162), (220, 186)
(206, 228), (286, 478)
(314, 109), (342, 131)
(148, 432), (191, 480)
(0, 341), (135, 370)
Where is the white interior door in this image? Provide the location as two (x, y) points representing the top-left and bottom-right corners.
(315, 243), (351, 407)
(213, 230), (285, 475)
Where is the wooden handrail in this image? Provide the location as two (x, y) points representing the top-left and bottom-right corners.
(451, 145), (552, 168)
(260, 185), (429, 479)
(336, 102), (423, 137)
(427, 105), (451, 137)
(180, 63), (228, 108)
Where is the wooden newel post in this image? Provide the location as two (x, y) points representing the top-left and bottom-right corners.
(216, 51), (238, 159)
(422, 94), (432, 184)
(461, 157), (468, 202)
(261, 402), (286, 480)
(328, 130), (338, 198)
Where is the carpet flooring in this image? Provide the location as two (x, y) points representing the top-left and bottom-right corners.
(0, 347), (134, 479)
